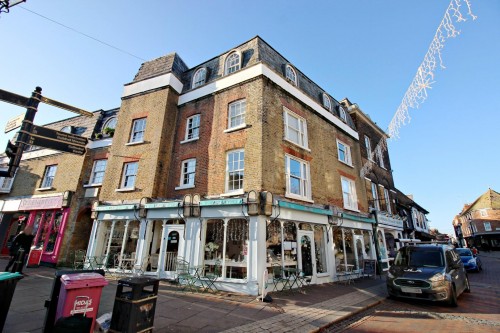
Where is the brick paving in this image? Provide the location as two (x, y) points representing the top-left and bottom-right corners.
(1, 257), (388, 333)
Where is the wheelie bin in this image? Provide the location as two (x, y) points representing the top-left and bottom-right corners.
(0, 272), (24, 332)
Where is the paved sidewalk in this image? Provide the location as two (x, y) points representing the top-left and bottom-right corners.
(1, 258), (387, 333)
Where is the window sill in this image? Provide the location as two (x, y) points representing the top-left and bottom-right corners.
(285, 193), (314, 203)
(36, 187), (53, 191)
(283, 138), (310, 152)
(84, 183), (102, 188)
(115, 187), (136, 192)
(224, 124), (247, 133)
(343, 206), (360, 213)
(220, 189), (244, 197)
(175, 184), (195, 190)
(338, 160), (353, 168)
(125, 141), (145, 146)
(180, 137), (199, 144)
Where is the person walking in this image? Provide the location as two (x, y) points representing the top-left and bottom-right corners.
(4, 225), (34, 272)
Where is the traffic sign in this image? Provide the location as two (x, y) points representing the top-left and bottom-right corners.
(27, 134), (86, 155)
(30, 125), (88, 146)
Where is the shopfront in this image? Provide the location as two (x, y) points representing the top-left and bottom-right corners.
(88, 197), (377, 295)
(332, 213), (376, 276)
(376, 212), (404, 268)
(0, 194), (70, 266)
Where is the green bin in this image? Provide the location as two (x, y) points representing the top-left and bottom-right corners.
(0, 272), (24, 331)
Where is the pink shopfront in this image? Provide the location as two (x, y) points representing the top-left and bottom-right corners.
(18, 195), (70, 266)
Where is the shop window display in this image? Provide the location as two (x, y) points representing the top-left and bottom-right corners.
(314, 225), (327, 274)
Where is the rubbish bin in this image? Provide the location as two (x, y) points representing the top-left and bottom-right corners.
(43, 269), (105, 333)
(0, 272), (24, 332)
(110, 277), (159, 333)
(55, 272), (108, 333)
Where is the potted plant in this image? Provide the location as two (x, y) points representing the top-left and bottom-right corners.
(94, 132), (103, 139)
(103, 127), (115, 137)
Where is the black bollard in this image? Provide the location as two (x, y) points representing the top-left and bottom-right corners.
(11, 248), (26, 274)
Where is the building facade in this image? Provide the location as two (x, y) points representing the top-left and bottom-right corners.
(454, 188), (500, 250)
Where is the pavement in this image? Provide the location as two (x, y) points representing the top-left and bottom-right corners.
(1, 257), (389, 333)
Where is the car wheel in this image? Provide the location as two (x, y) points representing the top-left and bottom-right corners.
(465, 276), (471, 293)
(448, 285), (458, 307)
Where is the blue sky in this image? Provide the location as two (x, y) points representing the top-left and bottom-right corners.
(1, 1), (498, 235)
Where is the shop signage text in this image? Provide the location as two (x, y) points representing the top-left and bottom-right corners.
(19, 195), (63, 210)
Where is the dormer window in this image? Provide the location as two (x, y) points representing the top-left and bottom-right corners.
(61, 126), (73, 133)
(338, 105), (347, 122)
(285, 64), (297, 85)
(225, 51), (241, 75)
(192, 67), (207, 88)
(322, 93), (332, 111)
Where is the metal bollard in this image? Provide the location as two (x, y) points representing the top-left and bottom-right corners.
(11, 248), (26, 274)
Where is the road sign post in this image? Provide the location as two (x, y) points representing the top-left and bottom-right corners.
(0, 86), (92, 177)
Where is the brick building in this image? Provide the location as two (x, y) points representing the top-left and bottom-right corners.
(453, 188), (500, 250)
(0, 108), (117, 266)
(86, 36), (379, 294)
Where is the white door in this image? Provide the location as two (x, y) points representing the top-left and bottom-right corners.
(297, 230), (317, 284)
(163, 225), (185, 277)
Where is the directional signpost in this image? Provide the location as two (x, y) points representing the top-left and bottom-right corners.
(0, 86), (93, 177)
(23, 125), (88, 155)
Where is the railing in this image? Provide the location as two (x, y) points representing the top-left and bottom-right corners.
(165, 251), (177, 271)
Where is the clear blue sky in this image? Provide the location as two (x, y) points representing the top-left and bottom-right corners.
(1, 1), (499, 235)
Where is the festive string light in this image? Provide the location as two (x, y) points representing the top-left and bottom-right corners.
(361, 0), (476, 178)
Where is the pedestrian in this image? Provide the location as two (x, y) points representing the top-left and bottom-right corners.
(471, 246), (479, 256)
(4, 225), (34, 272)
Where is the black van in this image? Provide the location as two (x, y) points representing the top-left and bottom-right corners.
(386, 243), (470, 307)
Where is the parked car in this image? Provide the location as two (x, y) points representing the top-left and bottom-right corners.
(456, 248), (482, 272)
(387, 243), (470, 307)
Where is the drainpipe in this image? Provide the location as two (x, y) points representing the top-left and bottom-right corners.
(370, 209), (383, 278)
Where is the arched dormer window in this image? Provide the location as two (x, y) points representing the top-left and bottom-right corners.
(61, 126), (73, 133)
(192, 67), (207, 88)
(225, 51), (241, 75)
(338, 105), (347, 122)
(285, 64), (297, 85)
(103, 117), (117, 130)
(322, 93), (332, 111)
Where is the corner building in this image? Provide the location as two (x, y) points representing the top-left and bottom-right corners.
(88, 36), (378, 295)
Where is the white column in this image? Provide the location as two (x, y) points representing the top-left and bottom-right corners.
(158, 220), (168, 273)
(86, 219), (100, 257)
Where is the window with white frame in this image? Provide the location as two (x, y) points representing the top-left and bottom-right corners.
(0, 171), (16, 193)
(284, 108), (308, 148)
(338, 105), (347, 121)
(384, 188), (392, 214)
(228, 99), (246, 129)
(225, 52), (240, 74)
(376, 145), (385, 168)
(192, 67), (207, 88)
(121, 162), (138, 189)
(103, 117), (117, 130)
(41, 165), (57, 188)
(337, 140), (352, 166)
(285, 64), (297, 85)
(226, 150), (244, 193)
(184, 114), (200, 141)
(90, 159), (107, 185)
(322, 93), (331, 111)
(179, 159), (196, 188)
(371, 182), (380, 210)
(129, 118), (146, 143)
(285, 154), (311, 200)
(484, 222), (492, 231)
(364, 135), (373, 160)
(341, 176), (358, 211)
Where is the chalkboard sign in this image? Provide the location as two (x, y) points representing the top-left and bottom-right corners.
(363, 259), (377, 278)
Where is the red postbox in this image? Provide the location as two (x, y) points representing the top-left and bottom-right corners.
(55, 272), (108, 332)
